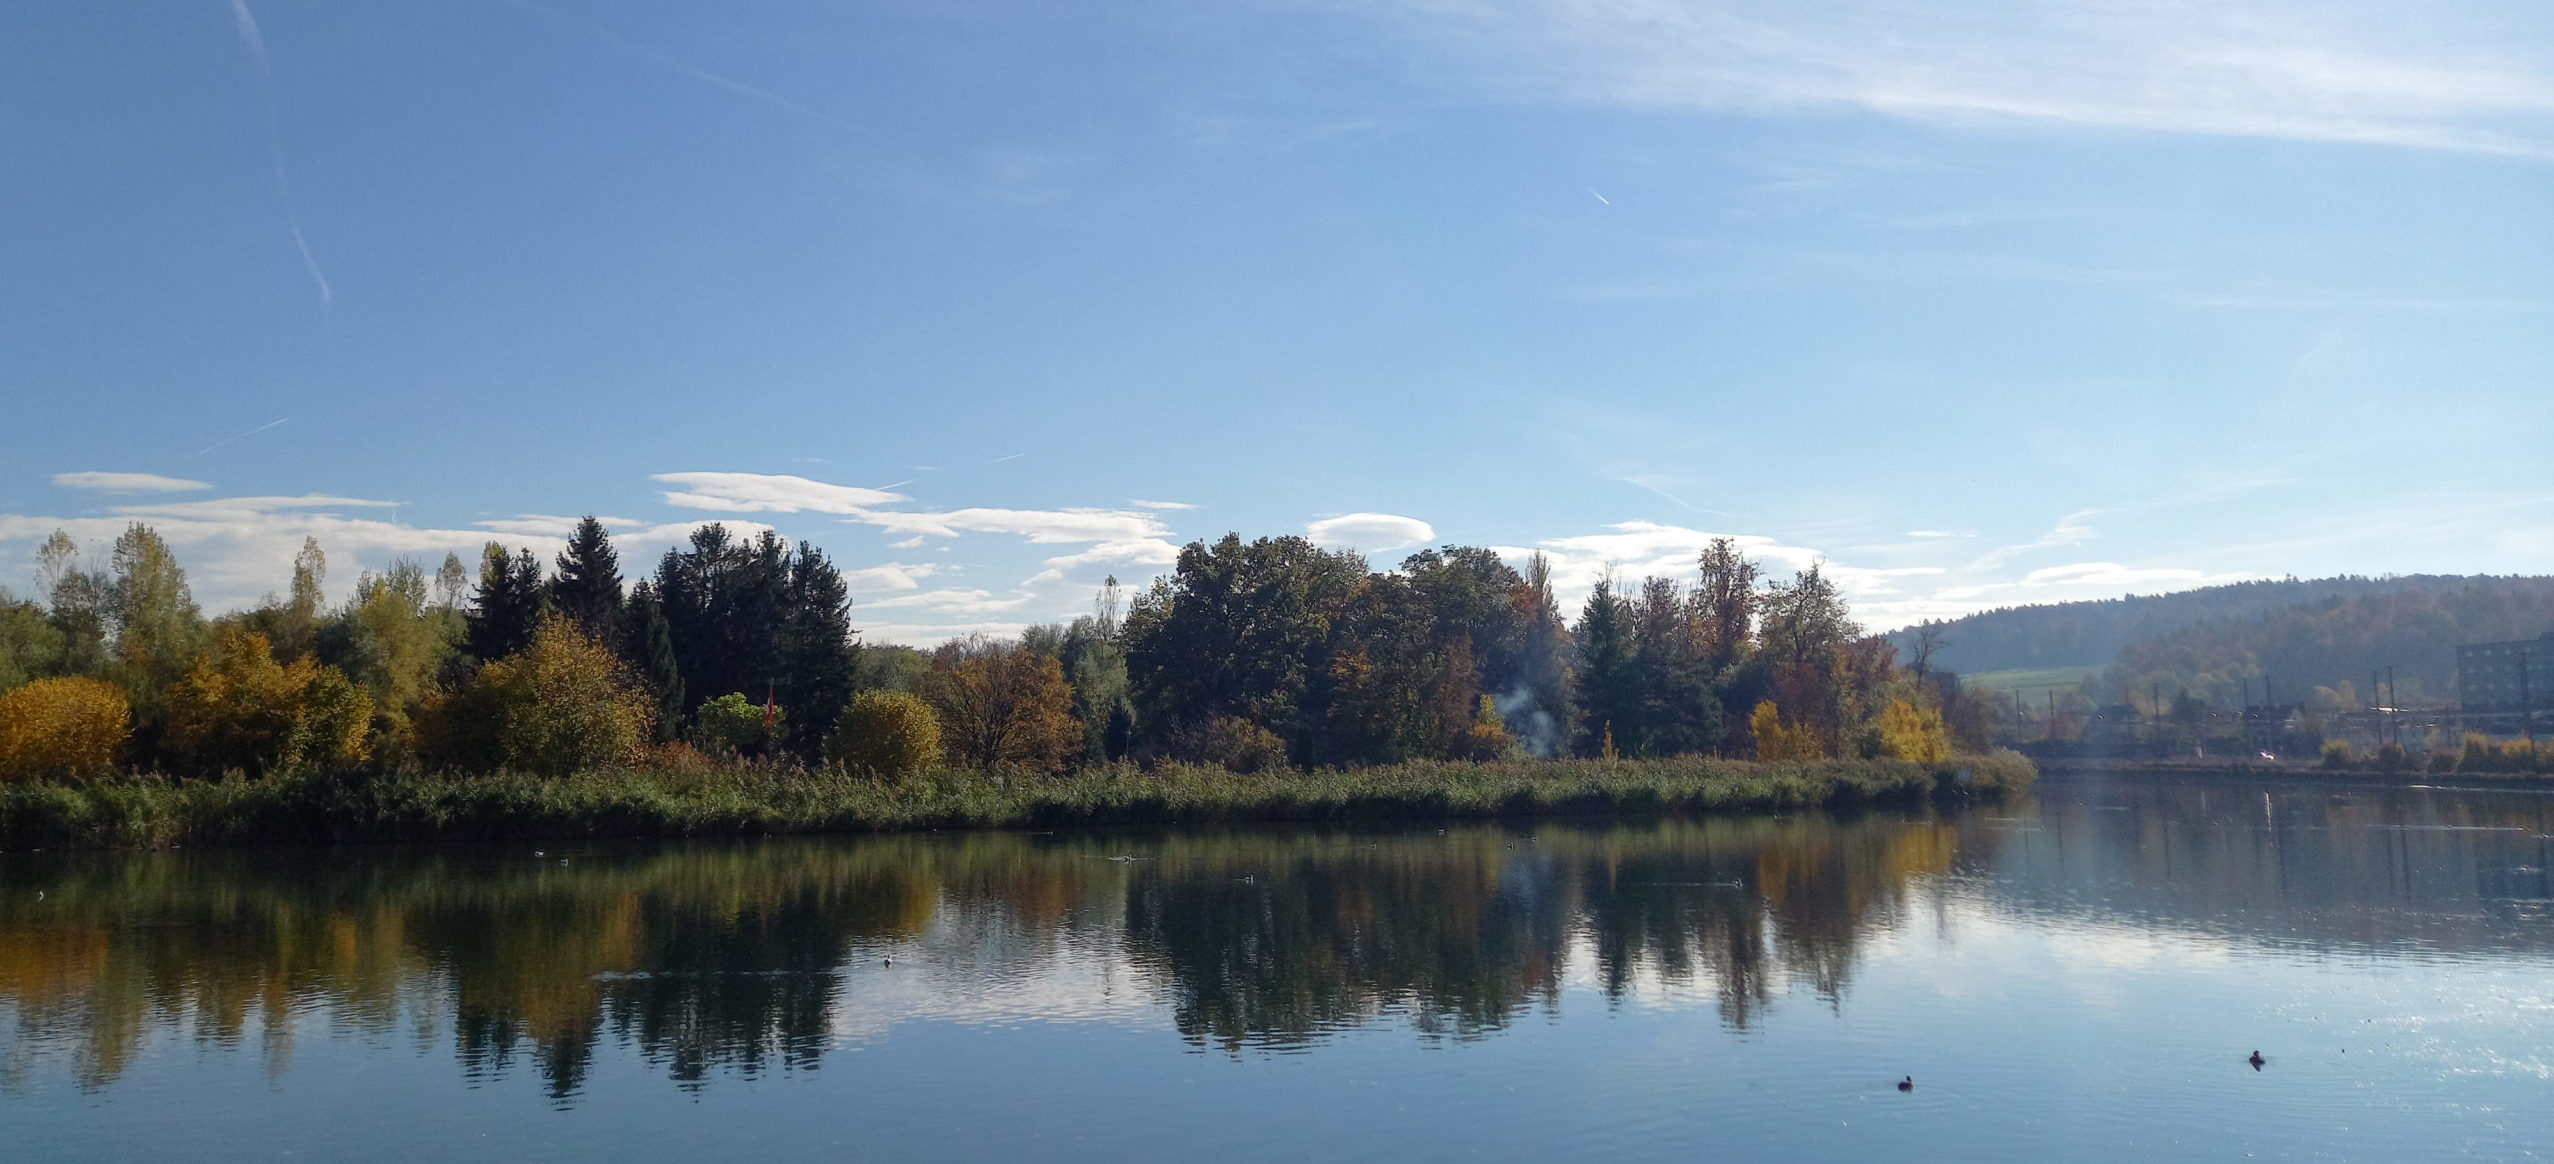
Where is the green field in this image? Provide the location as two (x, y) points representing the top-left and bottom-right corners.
(1964, 666), (2101, 695)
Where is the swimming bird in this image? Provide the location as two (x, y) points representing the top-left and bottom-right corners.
(2248, 1051), (2265, 1069)
(1897, 1076), (1913, 1092)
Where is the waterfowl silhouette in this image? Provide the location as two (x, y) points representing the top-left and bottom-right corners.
(1896, 1076), (1913, 1092)
(2248, 1051), (2265, 1070)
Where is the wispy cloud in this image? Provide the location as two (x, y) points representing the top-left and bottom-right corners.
(652, 471), (909, 513)
(1128, 499), (1197, 511)
(1970, 508), (2101, 571)
(1383, 0), (2554, 157)
(53, 472), (211, 494)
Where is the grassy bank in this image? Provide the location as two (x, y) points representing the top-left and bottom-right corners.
(0, 751), (2033, 851)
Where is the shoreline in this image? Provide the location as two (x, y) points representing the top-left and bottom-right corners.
(0, 753), (2033, 852)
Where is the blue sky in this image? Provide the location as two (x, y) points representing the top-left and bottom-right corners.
(3, 1), (2550, 644)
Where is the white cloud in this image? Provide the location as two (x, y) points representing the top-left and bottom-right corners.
(652, 471), (908, 513)
(1307, 513), (1436, 552)
(854, 587), (1036, 614)
(0, 494), (762, 613)
(1383, 0), (2554, 156)
(52, 472), (212, 494)
(1127, 498), (1197, 510)
(842, 562), (941, 592)
(2017, 562), (2245, 590)
(856, 506), (1170, 544)
(1023, 538), (1184, 586)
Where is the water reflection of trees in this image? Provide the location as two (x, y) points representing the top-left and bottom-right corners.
(1, 813), (1970, 1095)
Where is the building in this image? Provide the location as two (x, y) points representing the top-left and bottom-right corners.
(2457, 632), (2554, 735)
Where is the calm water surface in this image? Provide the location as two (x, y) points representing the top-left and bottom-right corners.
(7, 773), (2554, 1161)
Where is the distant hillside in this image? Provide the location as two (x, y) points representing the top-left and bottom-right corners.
(1890, 575), (2554, 704)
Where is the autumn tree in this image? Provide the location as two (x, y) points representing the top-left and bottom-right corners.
(827, 690), (941, 779)
(923, 636), (1078, 774)
(162, 628), (371, 776)
(1878, 699), (1952, 763)
(426, 618), (653, 776)
(0, 676), (129, 781)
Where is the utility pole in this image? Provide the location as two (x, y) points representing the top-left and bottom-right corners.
(2386, 664), (2399, 748)
(2523, 648), (2537, 761)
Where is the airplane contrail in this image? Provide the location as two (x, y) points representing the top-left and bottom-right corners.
(186, 417), (291, 459)
(501, 0), (901, 148)
(1588, 187), (1611, 205)
(229, 0), (333, 307)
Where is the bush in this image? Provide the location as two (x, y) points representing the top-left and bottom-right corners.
(162, 629), (370, 775)
(422, 619), (653, 776)
(1751, 701), (1824, 762)
(2319, 740), (2354, 769)
(1878, 699), (1952, 764)
(691, 692), (783, 758)
(2460, 731), (2501, 772)
(0, 677), (129, 781)
(825, 691), (941, 779)
(2373, 741), (2410, 774)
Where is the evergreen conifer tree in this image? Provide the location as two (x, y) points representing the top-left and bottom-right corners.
(776, 540), (858, 757)
(464, 543), (551, 662)
(1573, 576), (1642, 757)
(552, 516), (625, 647)
(622, 582), (685, 743)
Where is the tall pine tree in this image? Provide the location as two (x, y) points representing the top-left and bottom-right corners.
(777, 540), (859, 757)
(464, 543), (550, 662)
(1573, 576), (1641, 757)
(552, 516), (624, 648)
(622, 581), (685, 742)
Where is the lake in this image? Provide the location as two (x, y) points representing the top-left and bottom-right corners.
(7, 772), (2553, 1161)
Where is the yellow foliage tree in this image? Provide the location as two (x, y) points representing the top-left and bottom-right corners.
(436, 618), (654, 776)
(1455, 694), (1513, 762)
(163, 629), (371, 775)
(1751, 700), (1825, 762)
(0, 677), (129, 781)
(826, 690), (942, 779)
(1877, 699), (1953, 764)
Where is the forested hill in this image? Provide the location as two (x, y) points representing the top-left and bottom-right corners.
(1890, 575), (2554, 685)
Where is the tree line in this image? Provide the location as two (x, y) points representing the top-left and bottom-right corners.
(0, 521), (1981, 782)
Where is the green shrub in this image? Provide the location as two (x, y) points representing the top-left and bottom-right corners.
(825, 691), (941, 779)
(2319, 740), (2354, 769)
(691, 692), (783, 758)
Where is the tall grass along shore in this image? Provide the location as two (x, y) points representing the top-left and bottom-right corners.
(0, 752), (2031, 851)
